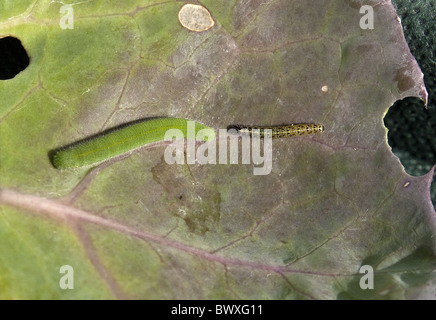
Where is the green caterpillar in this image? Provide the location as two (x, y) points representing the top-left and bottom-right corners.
(51, 118), (215, 170)
(230, 123), (324, 138)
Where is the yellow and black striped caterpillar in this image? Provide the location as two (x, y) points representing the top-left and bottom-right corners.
(229, 123), (324, 138)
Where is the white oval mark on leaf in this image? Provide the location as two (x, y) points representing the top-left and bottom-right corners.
(178, 3), (215, 32)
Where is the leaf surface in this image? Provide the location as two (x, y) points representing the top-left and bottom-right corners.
(0, 0), (435, 299)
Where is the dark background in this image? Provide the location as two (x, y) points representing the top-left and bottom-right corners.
(386, 0), (436, 207)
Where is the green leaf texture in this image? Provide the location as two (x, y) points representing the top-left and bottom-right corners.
(0, 0), (435, 299)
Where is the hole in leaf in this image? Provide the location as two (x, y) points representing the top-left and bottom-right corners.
(384, 97), (436, 206)
(0, 36), (30, 80)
